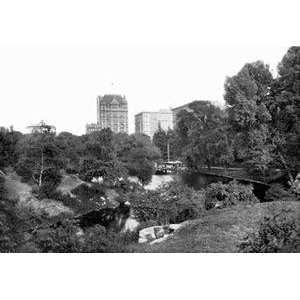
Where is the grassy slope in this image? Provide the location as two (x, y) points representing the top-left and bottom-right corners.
(132, 201), (300, 253)
(3, 172), (73, 216)
(57, 174), (87, 196)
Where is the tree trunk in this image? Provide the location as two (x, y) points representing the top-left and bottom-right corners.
(39, 149), (44, 187)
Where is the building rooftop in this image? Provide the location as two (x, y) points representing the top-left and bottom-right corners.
(134, 109), (173, 117)
(98, 94), (127, 105)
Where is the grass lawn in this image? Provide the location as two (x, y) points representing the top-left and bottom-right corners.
(131, 201), (300, 253)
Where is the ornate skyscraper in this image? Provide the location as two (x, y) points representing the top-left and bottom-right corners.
(86, 94), (128, 134)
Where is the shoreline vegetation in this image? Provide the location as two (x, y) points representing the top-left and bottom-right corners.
(1, 46), (300, 253)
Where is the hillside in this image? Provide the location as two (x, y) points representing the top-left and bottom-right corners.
(2, 172), (73, 217)
(57, 174), (89, 197)
(133, 201), (300, 253)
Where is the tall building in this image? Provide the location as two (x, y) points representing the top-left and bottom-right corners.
(135, 109), (173, 139)
(86, 94), (128, 134)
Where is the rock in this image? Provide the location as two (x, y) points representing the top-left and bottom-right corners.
(122, 216), (140, 233)
(215, 201), (224, 209)
(154, 227), (165, 239)
(139, 224), (183, 244)
(139, 227), (157, 243)
(292, 173), (300, 194)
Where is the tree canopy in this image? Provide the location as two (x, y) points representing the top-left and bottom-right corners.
(114, 133), (161, 185)
(224, 61), (275, 178)
(176, 101), (232, 170)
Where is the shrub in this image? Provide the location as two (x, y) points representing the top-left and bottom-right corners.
(55, 190), (104, 215)
(204, 180), (259, 210)
(32, 220), (82, 253)
(78, 226), (134, 253)
(129, 189), (171, 224)
(0, 196), (35, 253)
(0, 200), (19, 252)
(32, 222), (131, 253)
(265, 184), (299, 202)
(239, 209), (300, 253)
(126, 158), (155, 185)
(71, 183), (106, 201)
(0, 176), (5, 198)
(159, 180), (205, 223)
(39, 168), (62, 197)
(55, 182), (129, 214)
(130, 180), (204, 224)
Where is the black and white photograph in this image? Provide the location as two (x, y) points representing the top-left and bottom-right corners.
(0, 1), (299, 299)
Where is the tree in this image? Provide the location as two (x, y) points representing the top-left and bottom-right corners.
(0, 127), (23, 169)
(79, 129), (127, 184)
(176, 101), (232, 170)
(224, 61), (273, 132)
(16, 132), (64, 196)
(153, 126), (168, 160)
(153, 127), (179, 161)
(114, 133), (161, 185)
(55, 132), (85, 173)
(0, 178), (38, 252)
(224, 61), (275, 179)
(267, 47), (300, 181)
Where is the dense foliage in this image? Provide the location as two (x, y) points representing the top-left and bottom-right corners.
(239, 209), (300, 253)
(79, 129), (127, 183)
(204, 180), (259, 210)
(176, 101), (233, 170)
(224, 48), (300, 183)
(153, 127), (179, 161)
(129, 180), (204, 224)
(267, 47), (300, 179)
(0, 127), (22, 169)
(32, 222), (133, 253)
(1, 46), (300, 253)
(15, 133), (64, 198)
(114, 133), (161, 184)
(56, 183), (109, 214)
(264, 184), (299, 202)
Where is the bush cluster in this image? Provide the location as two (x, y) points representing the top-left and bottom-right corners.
(54, 183), (108, 214)
(71, 183), (105, 201)
(265, 184), (299, 202)
(31, 221), (133, 253)
(239, 209), (300, 253)
(0, 176), (5, 198)
(204, 180), (259, 210)
(0, 200), (19, 252)
(129, 179), (205, 225)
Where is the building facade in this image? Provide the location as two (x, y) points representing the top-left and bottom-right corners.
(86, 94), (128, 134)
(135, 109), (173, 139)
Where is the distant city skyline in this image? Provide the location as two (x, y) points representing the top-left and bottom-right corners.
(0, 46), (289, 135)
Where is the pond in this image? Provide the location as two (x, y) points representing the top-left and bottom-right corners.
(128, 175), (175, 190)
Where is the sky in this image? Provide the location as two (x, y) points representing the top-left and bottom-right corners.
(0, 1), (298, 135)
